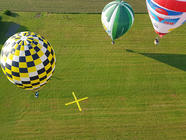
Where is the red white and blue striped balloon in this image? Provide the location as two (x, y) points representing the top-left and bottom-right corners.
(146, 0), (186, 37)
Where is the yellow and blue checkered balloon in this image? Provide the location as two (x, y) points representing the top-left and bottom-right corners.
(0, 31), (56, 91)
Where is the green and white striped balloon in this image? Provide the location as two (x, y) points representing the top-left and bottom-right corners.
(101, 0), (134, 43)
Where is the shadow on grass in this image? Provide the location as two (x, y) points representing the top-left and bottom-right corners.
(126, 49), (186, 71)
(10, 12), (19, 17)
(3, 11), (19, 17)
(0, 21), (27, 50)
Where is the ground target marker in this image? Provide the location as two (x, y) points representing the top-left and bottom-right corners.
(65, 92), (88, 111)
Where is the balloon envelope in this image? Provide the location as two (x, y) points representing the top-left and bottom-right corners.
(146, 0), (186, 37)
(101, 0), (134, 41)
(0, 31), (56, 91)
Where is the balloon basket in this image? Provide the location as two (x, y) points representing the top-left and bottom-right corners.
(154, 37), (159, 46)
(35, 91), (39, 98)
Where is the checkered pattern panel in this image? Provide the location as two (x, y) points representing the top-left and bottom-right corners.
(0, 31), (56, 91)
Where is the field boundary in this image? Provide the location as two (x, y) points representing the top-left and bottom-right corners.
(0, 10), (148, 14)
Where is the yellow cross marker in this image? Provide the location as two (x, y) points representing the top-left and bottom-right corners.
(65, 92), (88, 111)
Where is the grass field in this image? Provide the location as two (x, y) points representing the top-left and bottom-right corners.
(0, 12), (186, 140)
(0, 0), (146, 13)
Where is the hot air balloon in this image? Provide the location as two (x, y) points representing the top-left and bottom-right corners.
(0, 31), (56, 97)
(146, 0), (186, 45)
(101, 0), (134, 44)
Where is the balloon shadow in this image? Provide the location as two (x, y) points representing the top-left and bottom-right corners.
(126, 49), (186, 71)
(0, 21), (27, 50)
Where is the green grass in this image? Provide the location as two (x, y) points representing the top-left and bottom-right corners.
(0, 12), (186, 140)
(0, 0), (146, 13)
